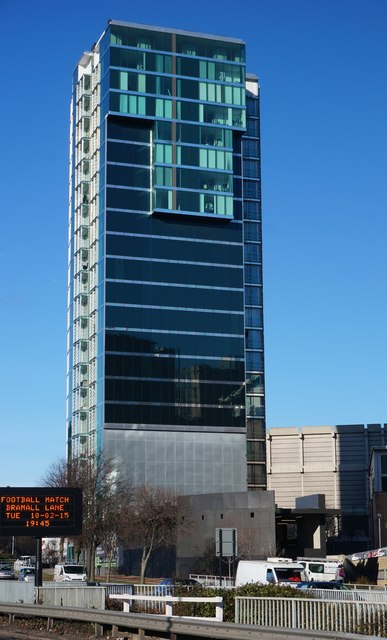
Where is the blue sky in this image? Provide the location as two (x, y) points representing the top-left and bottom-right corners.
(0, 0), (386, 486)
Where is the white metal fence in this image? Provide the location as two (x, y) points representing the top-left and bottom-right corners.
(190, 574), (234, 587)
(104, 583), (134, 596)
(235, 596), (387, 636)
(305, 588), (387, 603)
(129, 583), (201, 612)
(351, 583), (387, 591)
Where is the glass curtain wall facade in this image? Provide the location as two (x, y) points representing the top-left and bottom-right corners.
(66, 21), (265, 493)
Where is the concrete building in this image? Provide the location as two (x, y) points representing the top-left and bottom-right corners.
(369, 447), (387, 548)
(66, 20), (266, 493)
(267, 424), (387, 552)
(177, 490), (276, 576)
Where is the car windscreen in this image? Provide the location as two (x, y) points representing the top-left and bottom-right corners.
(64, 566), (84, 574)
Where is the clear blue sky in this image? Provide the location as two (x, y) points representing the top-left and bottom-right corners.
(1, 0), (386, 486)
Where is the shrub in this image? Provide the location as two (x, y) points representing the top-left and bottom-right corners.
(172, 584), (310, 622)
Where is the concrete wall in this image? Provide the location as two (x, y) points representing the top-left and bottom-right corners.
(177, 490), (276, 576)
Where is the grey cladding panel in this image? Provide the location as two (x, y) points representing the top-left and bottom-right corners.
(303, 435), (334, 465)
(270, 435), (301, 472)
(337, 434), (366, 466)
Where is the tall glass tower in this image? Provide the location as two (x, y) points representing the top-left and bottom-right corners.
(67, 21), (265, 493)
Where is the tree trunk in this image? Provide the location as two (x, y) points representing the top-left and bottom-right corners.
(59, 537), (65, 562)
(107, 549), (114, 583)
(87, 543), (96, 582)
(140, 530), (155, 583)
(74, 539), (82, 563)
(140, 546), (148, 583)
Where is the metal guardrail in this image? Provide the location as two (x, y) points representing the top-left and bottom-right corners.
(236, 596), (387, 636)
(1, 582), (386, 637)
(0, 602), (377, 640)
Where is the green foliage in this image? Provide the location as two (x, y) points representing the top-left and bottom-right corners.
(170, 583), (311, 622)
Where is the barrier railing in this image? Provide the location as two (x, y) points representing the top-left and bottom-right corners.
(235, 596), (387, 636)
(109, 593), (223, 621)
(0, 602), (376, 640)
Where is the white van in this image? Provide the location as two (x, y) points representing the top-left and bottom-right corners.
(53, 564), (87, 583)
(235, 560), (306, 587)
(297, 558), (341, 582)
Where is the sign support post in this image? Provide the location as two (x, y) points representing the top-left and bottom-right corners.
(35, 537), (42, 588)
(216, 528), (237, 586)
(218, 528), (223, 586)
(232, 527), (237, 581)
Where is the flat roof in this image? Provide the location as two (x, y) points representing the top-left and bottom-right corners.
(106, 19), (245, 45)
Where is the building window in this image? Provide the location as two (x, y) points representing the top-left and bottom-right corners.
(247, 464), (266, 485)
(380, 455), (387, 491)
(246, 418), (265, 439)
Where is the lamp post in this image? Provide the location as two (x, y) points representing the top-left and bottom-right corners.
(377, 513), (382, 548)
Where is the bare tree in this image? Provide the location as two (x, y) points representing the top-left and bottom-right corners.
(191, 537), (218, 576)
(42, 455), (132, 581)
(100, 531), (117, 583)
(122, 485), (187, 583)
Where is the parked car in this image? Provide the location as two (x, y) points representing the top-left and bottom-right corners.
(295, 581), (350, 591)
(18, 567), (35, 583)
(0, 564), (14, 580)
(53, 564), (87, 583)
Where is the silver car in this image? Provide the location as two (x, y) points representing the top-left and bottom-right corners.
(0, 564), (14, 580)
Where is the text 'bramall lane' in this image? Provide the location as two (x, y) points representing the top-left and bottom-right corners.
(0, 488), (82, 536)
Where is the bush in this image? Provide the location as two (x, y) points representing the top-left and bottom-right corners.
(172, 584), (310, 622)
